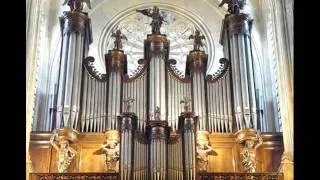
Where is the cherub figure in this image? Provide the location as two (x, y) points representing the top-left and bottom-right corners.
(180, 97), (192, 112)
(189, 30), (205, 51)
(100, 139), (120, 171)
(136, 6), (166, 34)
(62, 0), (91, 12)
(196, 140), (213, 172)
(123, 97), (135, 112)
(111, 29), (127, 50)
(50, 133), (77, 173)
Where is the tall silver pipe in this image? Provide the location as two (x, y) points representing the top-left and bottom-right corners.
(85, 76), (91, 132)
(94, 79), (98, 132)
(107, 73), (113, 129)
(232, 34), (244, 130)
(226, 73), (233, 132)
(179, 113), (197, 180)
(73, 34), (83, 130)
(80, 71), (88, 132)
(62, 34), (76, 127)
(220, 11), (258, 132)
(245, 36), (258, 129)
(56, 34), (70, 128)
(238, 35), (251, 128)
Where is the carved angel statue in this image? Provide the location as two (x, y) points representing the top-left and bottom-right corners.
(241, 140), (256, 172)
(189, 30), (205, 51)
(136, 6), (167, 34)
(123, 97), (135, 112)
(111, 29), (128, 50)
(196, 140), (213, 172)
(219, 0), (246, 14)
(96, 139), (120, 172)
(50, 133), (77, 173)
(180, 97), (192, 112)
(63, 0), (91, 12)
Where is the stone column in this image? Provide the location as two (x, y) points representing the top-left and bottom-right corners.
(26, 0), (42, 178)
(267, 0), (294, 179)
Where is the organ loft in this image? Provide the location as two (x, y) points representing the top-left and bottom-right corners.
(26, 0), (293, 180)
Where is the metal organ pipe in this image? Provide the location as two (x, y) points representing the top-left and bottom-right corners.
(53, 7), (94, 132)
(220, 12), (258, 131)
(179, 113), (197, 180)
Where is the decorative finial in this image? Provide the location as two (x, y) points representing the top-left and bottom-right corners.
(63, 0), (91, 12)
(123, 97), (135, 113)
(180, 97), (192, 112)
(218, 0), (246, 14)
(136, 6), (167, 34)
(188, 30), (205, 51)
(111, 29), (128, 50)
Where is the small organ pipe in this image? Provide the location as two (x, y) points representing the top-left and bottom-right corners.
(80, 72), (88, 132)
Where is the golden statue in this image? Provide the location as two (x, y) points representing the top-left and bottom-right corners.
(50, 132), (77, 173)
(95, 131), (120, 172)
(236, 129), (263, 173)
(196, 140), (213, 172)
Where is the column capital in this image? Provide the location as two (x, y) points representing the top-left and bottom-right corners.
(59, 11), (92, 38)
(147, 120), (170, 140)
(225, 13), (253, 36)
(117, 113), (137, 132)
(179, 114), (198, 132)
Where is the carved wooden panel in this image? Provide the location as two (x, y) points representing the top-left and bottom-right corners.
(206, 132), (284, 173)
(78, 143), (107, 172)
(29, 144), (52, 173)
(207, 133), (238, 172)
(29, 132), (283, 174)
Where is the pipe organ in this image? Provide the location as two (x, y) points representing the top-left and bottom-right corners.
(32, 1), (282, 180)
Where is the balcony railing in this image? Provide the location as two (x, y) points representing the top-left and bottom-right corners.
(198, 172), (283, 180)
(29, 173), (119, 180)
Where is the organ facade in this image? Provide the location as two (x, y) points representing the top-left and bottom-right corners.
(27, 0), (293, 180)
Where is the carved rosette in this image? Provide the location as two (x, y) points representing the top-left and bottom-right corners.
(104, 130), (120, 172)
(51, 128), (79, 173)
(117, 113), (137, 132)
(147, 120), (170, 140)
(105, 50), (127, 73)
(59, 11), (92, 38)
(235, 129), (263, 173)
(225, 13), (253, 36)
(186, 50), (208, 73)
